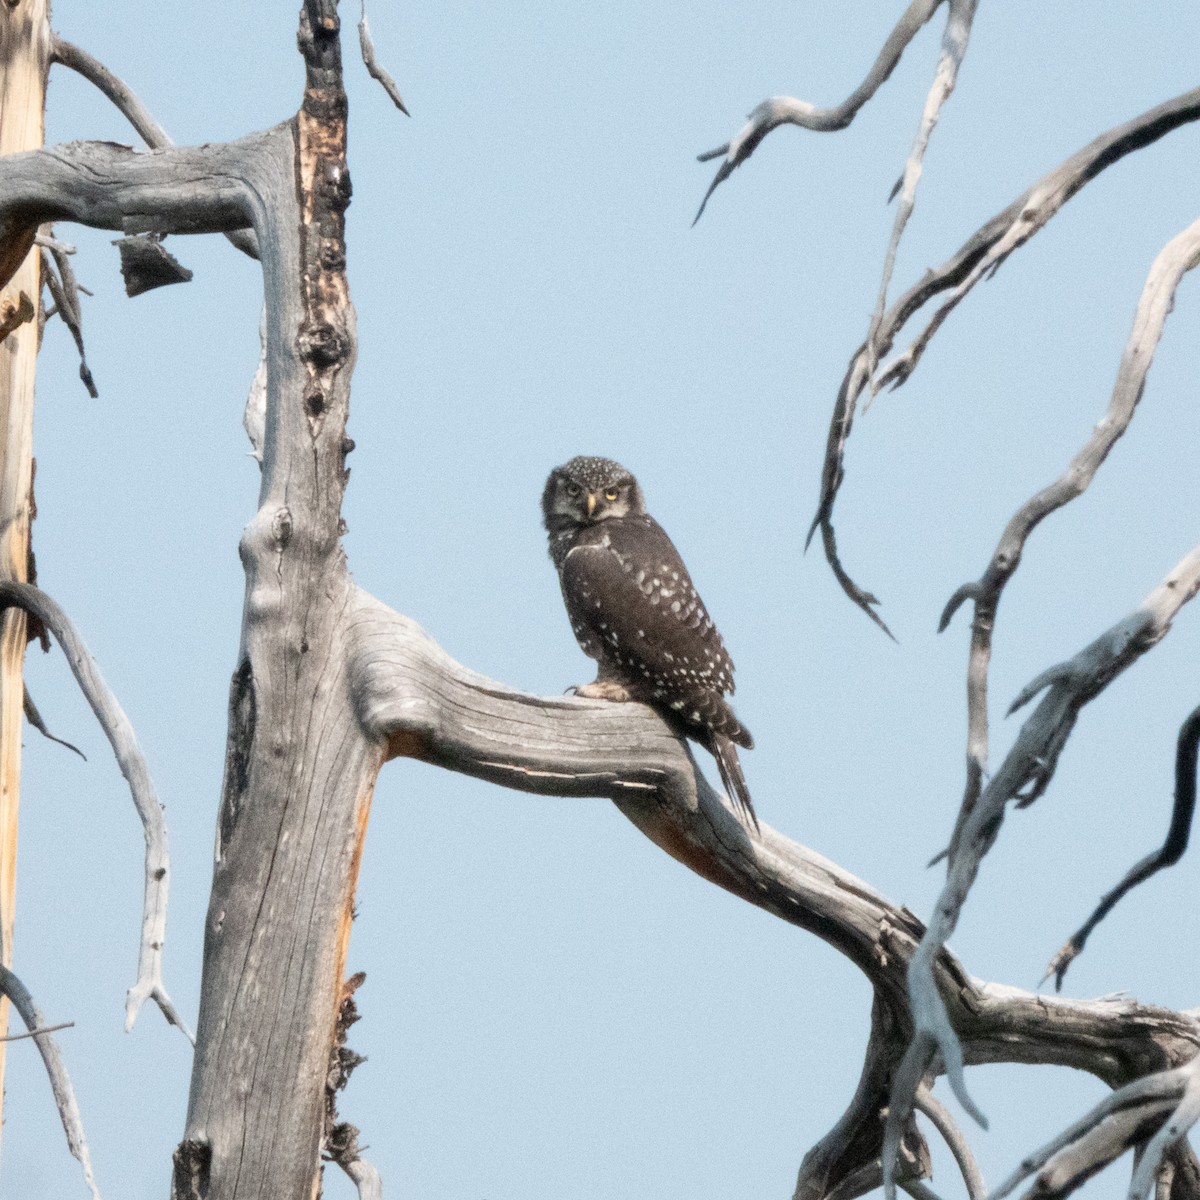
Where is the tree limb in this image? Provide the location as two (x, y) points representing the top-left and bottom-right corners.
(937, 215), (1200, 833)
(914, 1083), (985, 1200)
(0, 964), (100, 1200)
(344, 587), (1200, 1199)
(866, 0), (976, 377)
(1047, 703), (1200, 989)
(357, 1), (409, 116)
(881, 542), (1200, 1195)
(0, 582), (191, 1039)
(49, 34), (259, 259)
(695, 0), (947, 222)
(809, 86), (1200, 628)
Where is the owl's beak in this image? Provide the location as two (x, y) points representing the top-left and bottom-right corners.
(586, 492), (597, 516)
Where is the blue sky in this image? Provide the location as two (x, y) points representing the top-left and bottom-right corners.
(3, 3), (1199, 1198)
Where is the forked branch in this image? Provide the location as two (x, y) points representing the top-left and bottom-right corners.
(345, 587), (1200, 1199)
(810, 86), (1200, 627)
(882, 542), (1200, 1195)
(938, 215), (1200, 826)
(0, 582), (191, 1039)
(695, 0), (948, 222)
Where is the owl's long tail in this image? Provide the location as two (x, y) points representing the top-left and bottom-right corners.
(711, 734), (759, 832)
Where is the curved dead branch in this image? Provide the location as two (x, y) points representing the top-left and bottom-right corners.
(49, 34), (259, 259)
(0, 964), (100, 1200)
(345, 587), (1200, 1199)
(937, 216), (1200, 827)
(881, 542), (1200, 1195)
(695, 0), (947, 223)
(0, 582), (191, 1039)
(810, 85), (1200, 628)
(1048, 702), (1200, 989)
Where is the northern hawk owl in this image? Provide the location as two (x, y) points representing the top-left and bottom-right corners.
(542, 455), (756, 828)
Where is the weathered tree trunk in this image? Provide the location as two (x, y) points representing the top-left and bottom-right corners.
(0, 0), (48, 1142)
(173, 8), (378, 1197)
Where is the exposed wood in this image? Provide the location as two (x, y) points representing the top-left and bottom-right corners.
(0, 0), (48, 1143)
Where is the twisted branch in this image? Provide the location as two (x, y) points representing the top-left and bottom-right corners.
(695, 0), (947, 222)
(809, 86), (1200, 628)
(937, 215), (1200, 835)
(344, 587), (1200, 1199)
(881, 542), (1200, 1195)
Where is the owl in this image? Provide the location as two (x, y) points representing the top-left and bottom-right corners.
(542, 455), (757, 829)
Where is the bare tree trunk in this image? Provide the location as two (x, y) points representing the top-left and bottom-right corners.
(0, 0), (48, 1146)
(173, 7), (377, 1197)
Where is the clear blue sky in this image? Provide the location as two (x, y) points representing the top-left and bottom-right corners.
(4, 3), (1199, 1198)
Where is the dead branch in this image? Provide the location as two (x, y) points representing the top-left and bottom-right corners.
(0, 582), (191, 1039)
(357, 1), (409, 116)
(49, 34), (259, 260)
(0, 1018), (73, 1042)
(866, 0), (976, 376)
(1048, 703), (1200, 988)
(990, 1062), (1198, 1200)
(0, 964), (100, 1200)
(881, 542), (1200, 1195)
(809, 85), (1200, 628)
(695, 0), (947, 222)
(345, 587), (1200, 1199)
(23, 685), (86, 758)
(937, 216), (1200, 831)
(39, 242), (97, 396)
(914, 1083), (985, 1200)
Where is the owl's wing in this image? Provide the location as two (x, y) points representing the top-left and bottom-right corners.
(560, 519), (737, 698)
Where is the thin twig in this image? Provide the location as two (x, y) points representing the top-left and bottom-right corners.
(50, 34), (259, 260)
(0, 1018), (74, 1042)
(0, 966), (100, 1199)
(882, 542), (1200, 1198)
(0, 582), (193, 1041)
(1047, 703), (1200, 989)
(24, 685), (86, 759)
(358, 0), (409, 116)
(694, 0), (947, 223)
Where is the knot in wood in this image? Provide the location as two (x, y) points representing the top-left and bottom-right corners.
(323, 160), (353, 212)
(299, 321), (347, 368)
(305, 388), (327, 419)
(271, 506), (293, 549)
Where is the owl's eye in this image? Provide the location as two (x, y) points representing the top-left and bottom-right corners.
(565, 481), (581, 498)
(604, 488), (619, 502)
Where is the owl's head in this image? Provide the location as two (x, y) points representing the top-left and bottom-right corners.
(542, 456), (645, 530)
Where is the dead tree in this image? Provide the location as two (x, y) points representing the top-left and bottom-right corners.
(1, 3), (1198, 1199)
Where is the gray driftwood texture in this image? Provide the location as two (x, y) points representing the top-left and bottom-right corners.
(1, 3), (1198, 1198)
